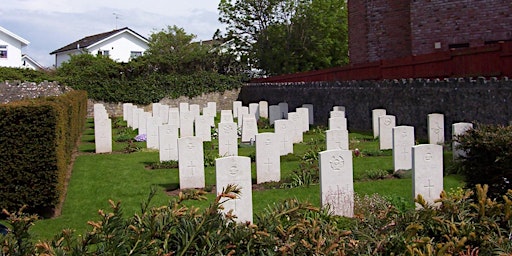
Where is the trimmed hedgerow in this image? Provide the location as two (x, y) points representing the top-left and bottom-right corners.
(0, 90), (87, 216)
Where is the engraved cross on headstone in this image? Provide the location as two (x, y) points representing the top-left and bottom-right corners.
(187, 161), (196, 175)
(424, 178), (435, 197)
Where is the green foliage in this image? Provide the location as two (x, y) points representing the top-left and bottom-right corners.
(0, 91), (87, 216)
(0, 67), (58, 83)
(364, 169), (390, 180)
(218, 0), (348, 75)
(454, 124), (512, 198)
(146, 161), (179, 169)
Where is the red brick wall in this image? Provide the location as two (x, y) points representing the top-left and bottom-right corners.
(410, 0), (512, 55)
(349, 0), (512, 63)
(349, 0), (411, 64)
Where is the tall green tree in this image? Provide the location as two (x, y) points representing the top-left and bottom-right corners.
(219, 0), (348, 76)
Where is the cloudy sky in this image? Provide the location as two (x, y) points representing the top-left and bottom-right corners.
(1, 0), (223, 67)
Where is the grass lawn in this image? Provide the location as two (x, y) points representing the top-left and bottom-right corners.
(29, 118), (464, 241)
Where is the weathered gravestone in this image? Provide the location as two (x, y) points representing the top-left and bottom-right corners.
(452, 122), (473, 160)
(216, 156), (253, 223)
(296, 107), (309, 132)
(326, 129), (349, 150)
(288, 112), (303, 143)
(392, 125), (415, 171)
(232, 101), (242, 118)
(428, 113), (444, 145)
(249, 103), (260, 120)
(159, 124), (179, 162)
(259, 101), (268, 119)
(274, 119), (294, 155)
(256, 133), (281, 183)
(241, 114), (258, 143)
(220, 110), (233, 123)
(372, 109), (387, 138)
(179, 110), (194, 137)
(329, 117), (347, 131)
(302, 104), (314, 125)
(412, 144), (443, 208)
(218, 122), (238, 157)
(319, 149), (354, 217)
(268, 105), (281, 125)
(146, 116), (161, 149)
(178, 136), (205, 189)
(195, 115), (212, 142)
(278, 102), (288, 119)
(379, 115), (396, 150)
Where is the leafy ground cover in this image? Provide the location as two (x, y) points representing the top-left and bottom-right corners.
(28, 117), (464, 241)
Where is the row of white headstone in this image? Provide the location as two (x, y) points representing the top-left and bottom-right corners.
(93, 104), (112, 153)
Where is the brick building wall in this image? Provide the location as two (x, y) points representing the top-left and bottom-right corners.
(349, 0), (512, 64)
(410, 0), (512, 55)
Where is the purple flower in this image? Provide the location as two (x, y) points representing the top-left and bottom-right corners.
(134, 134), (147, 142)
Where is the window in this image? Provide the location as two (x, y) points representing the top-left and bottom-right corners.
(0, 45), (7, 58)
(102, 50), (110, 57)
(130, 51), (142, 59)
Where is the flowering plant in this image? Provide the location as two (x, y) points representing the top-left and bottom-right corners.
(134, 134), (147, 142)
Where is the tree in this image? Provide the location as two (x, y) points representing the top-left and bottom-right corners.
(218, 0), (348, 76)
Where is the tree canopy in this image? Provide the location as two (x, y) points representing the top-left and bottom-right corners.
(218, 0), (348, 76)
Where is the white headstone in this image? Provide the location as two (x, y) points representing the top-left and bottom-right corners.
(138, 112), (151, 136)
(241, 114), (258, 143)
(216, 156), (253, 223)
(189, 104), (200, 121)
(168, 108), (180, 128)
(159, 124), (179, 162)
(296, 107), (310, 132)
(195, 115), (212, 142)
(232, 101), (242, 118)
(146, 116), (161, 149)
(132, 107), (141, 129)
(207, 102), (217, 116)
(268, 105), (281, 125)
(452, 122), (473, 160)
(123, 103), (133, 124)
(152, 103), (162, 119)
(319, 149), (354, 217)
(333, 106), (345, 112)
(178, 136), (205, 189)
(329, 117), (347, 131)
(218, 122), (238, 157)
(288, 112), (303, 143)
(412, 144), (443, 207)
(428, 113), (444, 145)
(392, 126), (415, 171)
(179, 110), (194, 137)
(95, 116), (112, 154)
(326, 129), (349, 150)
(160, 104), (169, 124)
(249, 103), (260, 120)
(237, 106), (249, 129)
(274, 119), (294, 155)
(278, 102), (288, 119)
(220, 110), (233, 123)
(372, 109), (387, 138)
(256, 133), (280, 183)
(179, 102), (189, 114)
(330, 110), (345, 118)
(379, 115), (396, 150)
(259, 101), (268, 119)
(302, 104), (314, 125)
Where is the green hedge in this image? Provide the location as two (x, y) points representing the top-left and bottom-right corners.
(0, 90), (87, 216)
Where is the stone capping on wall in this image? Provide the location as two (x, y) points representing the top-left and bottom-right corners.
(0, 81), (72, 104)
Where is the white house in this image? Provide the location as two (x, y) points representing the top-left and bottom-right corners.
(0, 26), (30, 68)
(50, 27), (149, 68)
(21, 54), (44, 70)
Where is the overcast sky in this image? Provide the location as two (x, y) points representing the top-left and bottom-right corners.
(1, 0), (222, 67)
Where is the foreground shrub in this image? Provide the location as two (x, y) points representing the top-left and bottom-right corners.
(1, 185), (511, 255)
(454, 124), (512, 198)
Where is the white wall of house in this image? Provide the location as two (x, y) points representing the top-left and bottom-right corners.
(0, 32), (26, 68)
(89, 32), (147, 63)
(55, 49), (80, 68)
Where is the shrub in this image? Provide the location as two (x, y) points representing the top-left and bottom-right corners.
(454, 124), (512, 198)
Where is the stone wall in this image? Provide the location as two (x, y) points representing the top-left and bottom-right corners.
(86, 88), (241, 117)
(0, 81), (72, 103)
(240, 78), (512, 139)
